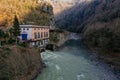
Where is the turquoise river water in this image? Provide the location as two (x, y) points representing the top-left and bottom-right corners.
(36, 34), (119, 80)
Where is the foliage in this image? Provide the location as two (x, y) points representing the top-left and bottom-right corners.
(0, 46), (42, 80)
(46, 44), (55, 51)
(12, 15), (20, 37)
(55, 0), (120, 32)
(0, 0), (53, 27)
(50, 32), (59, 43)
(85, 26), (120, 52)
(19, 42), (27, 47)
(0, 29), (5, 40)
(0, 29), (5, 46)
(7, 37), (16, 44)
(54, 0), (120, 52)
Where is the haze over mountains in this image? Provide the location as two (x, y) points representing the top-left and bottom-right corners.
(51, 0), (92, 14)
(51, 0), (92, 20)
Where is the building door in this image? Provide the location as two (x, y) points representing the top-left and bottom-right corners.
(22, 34), (27, 40)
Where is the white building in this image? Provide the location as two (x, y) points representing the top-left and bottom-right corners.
(20, 25), (50, 47)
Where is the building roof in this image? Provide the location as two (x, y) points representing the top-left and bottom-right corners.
(20, 25), (49, 28)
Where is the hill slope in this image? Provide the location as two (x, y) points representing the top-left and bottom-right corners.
(0, 0), (54, 28)
(0, 46), (43, 80)
(54, 0), (120, 32)
(54, 0), (120, 52)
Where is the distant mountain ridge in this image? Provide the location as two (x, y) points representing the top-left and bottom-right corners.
(51, 0), (92, 16)
(53, 0), (120, 32)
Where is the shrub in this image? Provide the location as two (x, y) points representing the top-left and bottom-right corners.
(46, 44), (55, 51)
(19, 42), (27, 47)
(50, 32), (59, 43)
(7, 38), (15, 44)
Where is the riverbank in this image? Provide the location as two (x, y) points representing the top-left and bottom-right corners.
(57, 33), (120, 79)
(0, 45), (43, 80)
(82, 25), (120, 78)
(50, 30), (70, 47)
(65, 33), (120, 79)
(84, 43), (120, 79)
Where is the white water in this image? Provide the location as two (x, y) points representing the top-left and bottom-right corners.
(36, 34), (119, 80)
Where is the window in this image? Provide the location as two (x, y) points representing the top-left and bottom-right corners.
(40, 40), (43, 45)
(27, 28), (29, 30)
(38, 32), (40, 38)
(23, 28), (25, 30)
(45, 39), (48, 43)
(41, 32), (43, 38)
(44, 32), (46, 37)
(34, 28), (36, 30)
(34, 32), (37, 39)
(46, 32), (48, 37)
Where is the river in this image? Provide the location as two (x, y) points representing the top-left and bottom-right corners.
(36, 33), (119, 80)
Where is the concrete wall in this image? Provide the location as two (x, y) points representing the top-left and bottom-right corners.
(20, 27), (32, 40)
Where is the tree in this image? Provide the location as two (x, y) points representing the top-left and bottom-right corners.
(9, 28), (14, 37)
(0, 29), (5, 47)
(12, 15), (21, 45)
(4, 31), (9, 43)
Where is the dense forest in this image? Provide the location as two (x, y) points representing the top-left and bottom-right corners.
(0, 0), (54, 28)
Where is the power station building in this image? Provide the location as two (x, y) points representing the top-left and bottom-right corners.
(20, 25), (50, 47)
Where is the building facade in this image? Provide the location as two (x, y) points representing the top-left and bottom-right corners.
(20, 25), (50, 47)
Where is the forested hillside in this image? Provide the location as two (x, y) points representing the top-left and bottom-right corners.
(0, 0), (54, 27)
(55, 0), (120, 51)
(55, 0), (120, 32)
(55, 0), (120, 71)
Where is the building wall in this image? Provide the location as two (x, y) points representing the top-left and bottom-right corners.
(20, 27), (32, 40)
(20, 25), (50, 47)
(32, 26), (49, 40)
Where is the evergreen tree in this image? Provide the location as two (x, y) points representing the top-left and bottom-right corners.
(9, 28), (14, 37)
(4, 31), (9, 43)
(12, 15), (21, 45)
(13, 15), (21, 37)
(0, 29), (5, 47)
